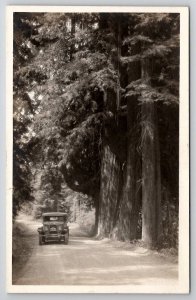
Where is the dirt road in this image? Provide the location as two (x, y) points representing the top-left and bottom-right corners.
(12, 215), (178, 286)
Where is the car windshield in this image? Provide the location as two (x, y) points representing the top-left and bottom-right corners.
(43, 216), (65, 222)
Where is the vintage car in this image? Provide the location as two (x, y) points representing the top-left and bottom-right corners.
(37, 212), (69, 245)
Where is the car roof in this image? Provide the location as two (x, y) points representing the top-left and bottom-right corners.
(42, 212), (67, 217)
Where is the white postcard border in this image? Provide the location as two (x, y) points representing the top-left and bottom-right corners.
(6, 6), (189, 294)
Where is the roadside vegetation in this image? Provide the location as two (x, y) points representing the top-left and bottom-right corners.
(12, 217), (35, 280)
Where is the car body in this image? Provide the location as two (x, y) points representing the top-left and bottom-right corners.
(37, 212), (69, 245)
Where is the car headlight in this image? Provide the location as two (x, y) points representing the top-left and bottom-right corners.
(63, 226), (68, 233)
(58, 225), (62, 231)
(37, 227), (43, 233)
(44, 225), (49, 231)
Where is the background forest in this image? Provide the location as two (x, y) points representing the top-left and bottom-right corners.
(13, 12), (179, 249)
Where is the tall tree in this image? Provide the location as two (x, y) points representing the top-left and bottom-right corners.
(13, 12), (180, 248)
(122, 13), (179, 246)
(13, 13), (42, 216)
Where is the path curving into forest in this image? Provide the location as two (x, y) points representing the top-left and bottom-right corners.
(12, 215), (178, 286)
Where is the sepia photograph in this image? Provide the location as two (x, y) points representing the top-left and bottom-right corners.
(6, 6), (189, 293)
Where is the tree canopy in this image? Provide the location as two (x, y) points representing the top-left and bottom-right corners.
(13, 12), (180, 248)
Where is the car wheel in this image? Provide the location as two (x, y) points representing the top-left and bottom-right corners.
(39, 235), (44, 245)
(64, 236), (69, 245)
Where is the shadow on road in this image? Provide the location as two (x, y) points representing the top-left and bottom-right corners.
(12, 215), (178, 286)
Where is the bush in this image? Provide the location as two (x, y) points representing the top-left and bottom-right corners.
(76, 208), (95, 236)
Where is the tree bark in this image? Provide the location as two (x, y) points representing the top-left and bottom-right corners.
(94, 194), (100, 235)
(155, 110), (162, 244)
(116, 96), (139, 241)
(141, 101), (156, 246)
(112, 162), (124, 230)
(98, 144), (121, 237)
(116, 20), (121, 111)
(141, 58), (162, 247)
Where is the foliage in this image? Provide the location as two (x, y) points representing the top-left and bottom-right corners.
(13, 12), (180, 248)
(29, 14), (118, 203)
(13, 13), (41, 216)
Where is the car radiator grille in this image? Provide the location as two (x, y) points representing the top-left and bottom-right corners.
(49, 225), (57, 233)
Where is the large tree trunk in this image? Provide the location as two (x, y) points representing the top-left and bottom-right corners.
(98, 144), (121, 237)
(111, 162), (124, 230)
(155, 110), (162, 243)
(141, 101), (157, 246)
(141, 58), (162, 247)
(94, 194), (100, 235)
(116, 96), (139, 241)
(116, 19), (121, 111)
(116, 43), (142, 241)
